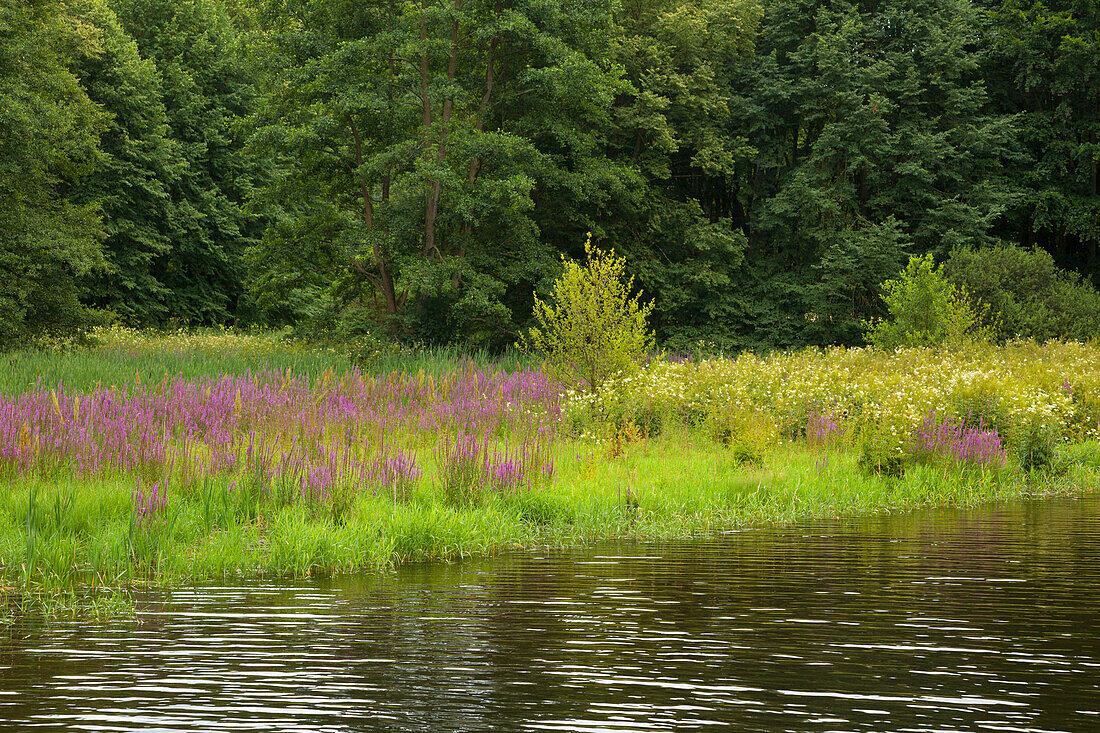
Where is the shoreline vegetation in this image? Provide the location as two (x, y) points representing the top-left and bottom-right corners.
(3, 328), (1100, 618)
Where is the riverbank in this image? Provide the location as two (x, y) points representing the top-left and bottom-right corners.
(6, 438), (1097, 618)
(2, 332), (1099, 617)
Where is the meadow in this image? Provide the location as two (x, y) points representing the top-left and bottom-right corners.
(3, 328), (1099, 615)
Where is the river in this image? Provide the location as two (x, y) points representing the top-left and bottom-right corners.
(2, 496), (1098, 731)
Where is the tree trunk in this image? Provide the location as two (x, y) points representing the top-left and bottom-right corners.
(422, 0), (462, 261)
(350, 123), (398, 313)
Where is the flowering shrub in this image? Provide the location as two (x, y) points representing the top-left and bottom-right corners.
(132, 478), (168, 527)
(0, 365), (560, 519)
(806, 411), (846, 448)
(564, 341), (1100, 460)
(438, 431), (554, 506)
(369, 450), (421, 503)
(907, 412), (1007, 467)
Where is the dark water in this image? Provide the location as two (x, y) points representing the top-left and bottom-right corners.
(2, 497), (1099, 732)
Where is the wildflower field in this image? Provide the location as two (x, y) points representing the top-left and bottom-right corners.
(2, 331), (1099, 614)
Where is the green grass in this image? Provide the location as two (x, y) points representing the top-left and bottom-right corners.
(1, 332), (349, 396)
(4, 430), (1096, 619)
(0, 326), (533, 396)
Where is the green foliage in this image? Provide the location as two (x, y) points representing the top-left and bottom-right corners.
(0, 0), (111, 347)
(704, 406), (773, 465)
(857, 433), (906, 478)
(716, 0), (1021, 349)
(944, 245), (1100, 342)
(69, 0), (182, 325)
(521, 237), (655, 396)
(1013, 419), (1059, 472)
(863, 255), (988, 350)
(246, 0), (626, 346)
(606, 0), (758, 347)
(984, 0), (1100, 283)
(110, 0), (261, 325)
(4, 0), (1098, 351)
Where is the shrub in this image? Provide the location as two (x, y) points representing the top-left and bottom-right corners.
(437, 431), (553, 506)
(907, 412), (1007, 467)
(521, 235), (654, 397)
(704, 405), (775, 465)
(1013, 419), (1059, 472)
(944, 245), (1100, 342)
(863, 254), (989, 350)
(857, 431), (906, 477)
(806, 410), (847, 448)
(607, 419), (646, 459)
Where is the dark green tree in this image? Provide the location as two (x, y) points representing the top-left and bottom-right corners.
(606, 0), (760, 349)
(945, 245), (1100, 341)
(722, 0), (1021, 347)
(984, 0), (1100, 282)
(111, 0), (260, 324)
(70, 0), (183, 325)
(248, 0), (629, 346)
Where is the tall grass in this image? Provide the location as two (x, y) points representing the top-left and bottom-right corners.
(1, 331), (1099, 617)
(5, 433), (1087, 600)
(1, 326), (533, 396)
(1, 328), (350, 396)
(356, 342), (533, 378)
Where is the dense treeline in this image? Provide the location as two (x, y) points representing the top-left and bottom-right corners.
(2, 0), (1098, 349)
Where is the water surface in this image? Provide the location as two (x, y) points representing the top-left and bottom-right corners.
(2, 497), (1098, 731)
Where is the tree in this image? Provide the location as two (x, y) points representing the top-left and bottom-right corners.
(0, 0), (110, 346)
(70, 0), (183, 325)
(984, 0), (1100, 283)
(606, 0), (759, 349)
(864, 254), (987, 350)
(721, 0), (1020, 348)
(521, 237), (655, 396)
(111, 0), (260, 324)
(945, 245), (1100, 342)
(246, 0), (630, 347)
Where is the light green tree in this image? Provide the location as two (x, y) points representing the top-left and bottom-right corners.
(522, 236), (655, 396)
(863, 254), (988, 350)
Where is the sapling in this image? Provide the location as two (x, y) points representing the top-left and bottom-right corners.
(521, 235), (655, 398)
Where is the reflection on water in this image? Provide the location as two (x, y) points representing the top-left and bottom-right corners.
(2, 497), (1099, 732)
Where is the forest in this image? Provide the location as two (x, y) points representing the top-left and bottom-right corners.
(3, 0), (1099, 351)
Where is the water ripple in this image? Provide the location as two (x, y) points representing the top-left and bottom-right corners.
(1, 496), (1098, 732)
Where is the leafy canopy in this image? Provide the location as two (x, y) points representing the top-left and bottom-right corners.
(0, 0), (111, 346)
(522, 236), (655, 397)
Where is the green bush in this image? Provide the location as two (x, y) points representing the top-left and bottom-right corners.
(863, 254), (989, 350)
(944, 245), (1100, 342)
(610, 398), (665, 437)
(857, 429), (906, 477)
(521, 235), (655, 396)
(1013, 419), (1059, 472)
